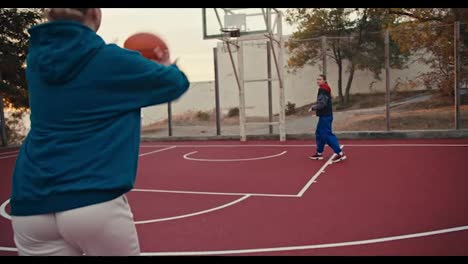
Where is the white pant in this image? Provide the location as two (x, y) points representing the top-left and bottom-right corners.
(11, 195), (140, 256)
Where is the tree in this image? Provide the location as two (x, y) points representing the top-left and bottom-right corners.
(387, 8), (468, 96)
(285, 8), (410, 103)
(0, 8), (43, 144)
(285, 8), (353, 103)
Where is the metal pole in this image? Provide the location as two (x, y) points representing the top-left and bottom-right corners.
(321, 36), (327, 76)
(213, 47), (221, 135)
(277, 11), (286, 141)
(226, 41), (242, 93)
(167, 102), (172, 136)
(267, 41), (273, 134)
(454, 21), (461, 129)
(224, 37), (245, 141)
(266, 9), (273, 135)
(237, 42), (247, 141)
(385, 29), (391, 131)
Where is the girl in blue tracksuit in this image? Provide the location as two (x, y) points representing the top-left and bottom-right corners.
(309, 74), (346, 163)
(10, 8), (189, 256)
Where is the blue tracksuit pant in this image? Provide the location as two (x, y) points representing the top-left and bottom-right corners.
(316, 115), (342, 154)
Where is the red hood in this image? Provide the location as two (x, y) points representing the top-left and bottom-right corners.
(319, 83), (331, 94)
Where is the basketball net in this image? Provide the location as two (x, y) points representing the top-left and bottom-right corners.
(220, 27), (240, 53)
(219, 27), (242, 93)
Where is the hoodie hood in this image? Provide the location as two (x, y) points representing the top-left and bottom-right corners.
(27, 21), (105, 84)
(319, 83), (332, 94)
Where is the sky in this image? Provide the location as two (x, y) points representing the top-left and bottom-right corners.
(97, 8), (296, 82)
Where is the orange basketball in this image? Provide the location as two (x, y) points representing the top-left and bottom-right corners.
(123, 32), (169, 61)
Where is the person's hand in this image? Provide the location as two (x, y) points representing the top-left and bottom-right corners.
(151, 47), (171, 66)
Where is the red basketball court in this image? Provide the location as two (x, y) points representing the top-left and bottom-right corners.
(1, 138), (468, 256)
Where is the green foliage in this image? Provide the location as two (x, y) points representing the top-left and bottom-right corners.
(387, 8), (468, 96)
(286, 101), (296, 115)
(0, 8), (43, 144)
(196, 111), (210, 121)
(0, 8), (44, 109)
(5, 110), (27, 145)
(285, 8), (412, 103)
(227, 107), (239, 117)
(286, 8), (468, 100)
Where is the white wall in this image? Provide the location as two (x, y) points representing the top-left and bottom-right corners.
(142, 36), (433, 124)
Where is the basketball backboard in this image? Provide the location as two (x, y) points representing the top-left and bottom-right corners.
(202, 8), (281, 40)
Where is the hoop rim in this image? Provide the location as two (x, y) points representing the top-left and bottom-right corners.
(220, 27), (241, 33)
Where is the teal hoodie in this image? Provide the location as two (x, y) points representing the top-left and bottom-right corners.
(10, 21), (189, 216)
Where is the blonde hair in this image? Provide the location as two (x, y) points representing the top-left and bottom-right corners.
(44, 8), (90, 22)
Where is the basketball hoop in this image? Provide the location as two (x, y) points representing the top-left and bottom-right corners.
(221, 27), (241, 38)
(220, 27), (240, 52)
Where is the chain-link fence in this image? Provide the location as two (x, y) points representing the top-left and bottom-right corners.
(3, 22), (466, 144)
(388, 22), (457, 131)
(139, 21), (466, 140)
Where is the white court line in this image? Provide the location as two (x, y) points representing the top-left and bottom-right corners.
(0, 190), (295, 222)
(132, 188), (297, 198)
(1, 142), (466, 254)
(0, 150), (19, 155)
(1, 143), (465, 160)
(0, 155), (18, 160)
(138, 225), (468, 256)
(2, 225), (467, 254)
(0, 246), (16, 252)
(0, 147), (177, 221)
(140, 143), (468, 148)
(134, 195), (250, 224)
(297, 145), (344, 197)
(336, 144), (468, 147)
(0, 199), (11, 220)
(183, 151), (287, 162)
(0, 146), (176, 160)
(139, 146), (176, 157)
